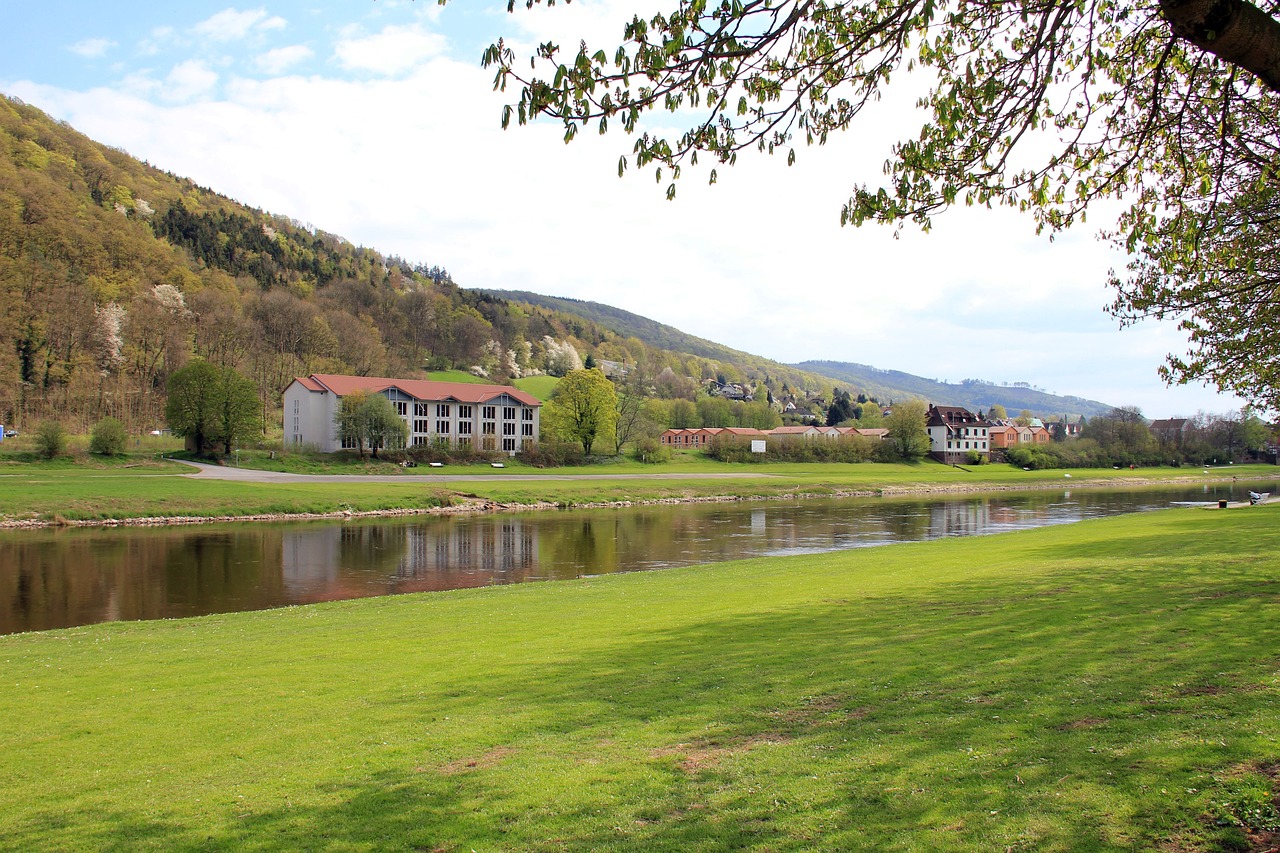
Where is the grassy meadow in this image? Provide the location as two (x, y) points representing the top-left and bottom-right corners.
(1, 504), (1277, 851)
(0, 453), (1274, 524)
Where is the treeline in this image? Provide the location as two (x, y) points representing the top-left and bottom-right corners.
(1005, 407), (1273, 469)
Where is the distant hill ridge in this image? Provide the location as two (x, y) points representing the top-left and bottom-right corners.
(483, 291), (1115, 418)
(793, 361), (1114, 419)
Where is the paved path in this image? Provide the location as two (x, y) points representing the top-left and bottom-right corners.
(173, 459), (772, 484)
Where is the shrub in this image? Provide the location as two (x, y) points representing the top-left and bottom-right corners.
(516, 440), (588, 468)
(34, 421), (67, 460)
(633, 437), (670, 464)
(90, 417), (128, 456)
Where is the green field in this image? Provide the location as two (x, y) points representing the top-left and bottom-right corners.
(513, 374), (560, 400)
(1, 505), (1277, 850)
(0, 456), (1273, 524)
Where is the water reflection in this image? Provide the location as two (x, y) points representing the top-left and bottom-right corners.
(2, 480), (1274, 634)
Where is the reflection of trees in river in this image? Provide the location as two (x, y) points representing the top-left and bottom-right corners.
(0, 528), (283, 634)
(6, 480), (1279, 634)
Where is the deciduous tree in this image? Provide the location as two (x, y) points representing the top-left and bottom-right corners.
(545, 368), (617, 455)
(886, 399), (931, 460)
(484, 0), (1280, 408)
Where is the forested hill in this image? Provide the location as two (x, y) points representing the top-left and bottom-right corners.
(0, 95), (857, 431)
(0, 92), (1107, 435)
(484, 291), (1114, 419)
(795, 361), (1114, 419)
(480, 290), (745, 362)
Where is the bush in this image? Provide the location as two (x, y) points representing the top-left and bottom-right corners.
(633, 437), (670, 464)
(34, 421), (67, 460)
(516, 440), (588, 468)
(405, 439), (503, 466)
(90, 417), (128, 456)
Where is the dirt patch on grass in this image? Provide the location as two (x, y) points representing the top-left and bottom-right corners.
(652, 733), (790, 774)
(431, 746), (516, 775)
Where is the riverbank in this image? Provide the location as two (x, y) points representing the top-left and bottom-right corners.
(0, 459), (1274, 529)
(3, 505), (1277, 850)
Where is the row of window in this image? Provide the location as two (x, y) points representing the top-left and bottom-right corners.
(410, 420), (534, 437)
(946, 441), (988, 450)
(406, 403), (534, 421)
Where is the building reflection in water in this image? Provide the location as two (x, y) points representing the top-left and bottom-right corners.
(2, 480), (1270, 635)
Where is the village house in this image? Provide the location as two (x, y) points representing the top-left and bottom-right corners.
(926, 404), (990, 463)
(283, 373), (541, 455)
(988, 421), (1052, 449)
(1149, 417), (1191, 447)
(658, 425), (890, 447)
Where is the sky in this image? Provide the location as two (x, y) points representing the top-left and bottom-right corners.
(0, 0), (1250, 418)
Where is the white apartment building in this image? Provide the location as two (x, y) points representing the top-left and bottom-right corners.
(283, 373), (541, 455)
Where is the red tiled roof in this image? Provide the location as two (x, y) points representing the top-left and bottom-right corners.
(300, 374), (541, 407)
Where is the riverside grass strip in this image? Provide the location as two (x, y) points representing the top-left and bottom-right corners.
(0, 459), (1274, 524)
(0, 505), (1277, 851)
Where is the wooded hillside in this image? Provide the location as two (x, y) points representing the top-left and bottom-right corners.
(0, 94), (1103, 438)
(0, 95), (894, 435)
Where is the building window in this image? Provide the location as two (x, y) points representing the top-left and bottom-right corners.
(414, 419), (429, 434)
(522, 423), (533, 437)
(341, 435), (359, 450)
(436, 404), (450, 417)
(483, 406), (496, 420)
(502, 438), (516, 452)
(458, 435), (471, 446)
(503, 422), (515, 436)
(522, 408), (533, 421)
(503, 406), (516, 420)
(415, 403), (428, 417)
(459, 421), (472, 435)
(436, 420), (451, 434)
(459, 405), (472, 420)
(482, 422), (496, 435)
(393, 401), (407, 416)
(413, 435), (428, 446)
(292, 400), (299, 413)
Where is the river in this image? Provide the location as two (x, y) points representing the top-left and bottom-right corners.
(2, 480), (1274, 635)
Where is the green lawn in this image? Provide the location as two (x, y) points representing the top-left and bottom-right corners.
(513, 374), (560, 400)
(0, 456), (1274, 523)
(1, 505), (1277, 850)
(424, 370), (494, 384)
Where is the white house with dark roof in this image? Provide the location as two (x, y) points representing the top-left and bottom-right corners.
(925, 404), (990, 464)
(284, 373), (541, 455)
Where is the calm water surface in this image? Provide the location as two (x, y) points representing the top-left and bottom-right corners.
(3, 480), (1275, 634)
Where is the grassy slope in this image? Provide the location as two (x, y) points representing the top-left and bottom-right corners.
(513, 374), (560, 401)
(1, 505), (1277, 851)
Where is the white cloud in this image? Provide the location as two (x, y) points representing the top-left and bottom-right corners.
(69, 38), (115, 59)
(5, 0), (1250, 419)
(163, 60), (218, 102)
(333, 25), (447, 75)
(254, 45), (313, 75)
(138, 26), (178, 57)
(194, 8), (283, 42)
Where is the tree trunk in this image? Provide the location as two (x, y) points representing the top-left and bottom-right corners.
(1161, 0), (1280, 91)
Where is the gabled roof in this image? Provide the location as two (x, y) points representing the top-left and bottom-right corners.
(298, 373), (541, 407)
(926, 405), (984, 428)
(770, 425), (819, 435)
(1149, 418), (1189, 432)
